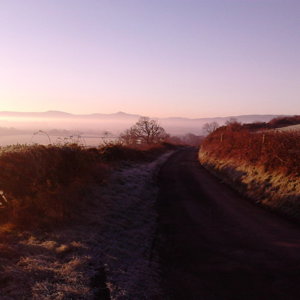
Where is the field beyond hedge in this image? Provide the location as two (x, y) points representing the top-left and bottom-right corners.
(199, 124), (300, 219)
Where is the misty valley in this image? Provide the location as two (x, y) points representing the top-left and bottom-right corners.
(1, 1), (299, 299)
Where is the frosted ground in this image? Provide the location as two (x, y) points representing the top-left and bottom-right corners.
(0, 151), (173, 299)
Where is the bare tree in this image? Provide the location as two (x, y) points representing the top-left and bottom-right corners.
(120, 117), (168, 145)
(202, 122), (219, 134)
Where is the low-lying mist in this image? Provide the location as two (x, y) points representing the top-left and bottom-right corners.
(0, 111), (284, 146)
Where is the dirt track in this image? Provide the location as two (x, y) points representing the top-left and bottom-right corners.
(157, 148), (300, 300)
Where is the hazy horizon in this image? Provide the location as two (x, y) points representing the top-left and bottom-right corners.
(0, 109), (287, 119)
(0, 110), (285, 142)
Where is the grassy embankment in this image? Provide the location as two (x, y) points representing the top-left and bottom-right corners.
(199, 122), (300, 220)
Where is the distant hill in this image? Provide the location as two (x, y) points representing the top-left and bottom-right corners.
(0, 111), (287, 135)
(159, 114), (286, 134)
(162, 114), (283, 123)
(0, 111), (73, 118)
(0, 110), (284, 122)
(0, 111), (141, 120)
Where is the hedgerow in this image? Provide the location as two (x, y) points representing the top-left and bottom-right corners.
(201, 126), (300, 175)
(0, 142), (174, 226)
(0, 144), (107, 224)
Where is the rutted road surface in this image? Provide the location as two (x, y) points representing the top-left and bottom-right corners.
(157, 148), (300, 300)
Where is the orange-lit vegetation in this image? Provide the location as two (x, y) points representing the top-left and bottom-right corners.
(201, 124), (300, 175)
(199, 118), (300, 219)
(0, 144), (107, 225)
(0, 142), (175, 226)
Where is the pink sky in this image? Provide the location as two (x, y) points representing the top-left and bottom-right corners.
(0, 0), (299, 118)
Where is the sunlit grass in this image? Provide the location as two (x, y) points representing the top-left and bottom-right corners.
(0, 222), (16, 234)
(199, 125), (300, 219)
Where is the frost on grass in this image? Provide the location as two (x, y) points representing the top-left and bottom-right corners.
(0, 151), (173, 299)
(96, 151), (173, 299)
(0, 227), (101, 299)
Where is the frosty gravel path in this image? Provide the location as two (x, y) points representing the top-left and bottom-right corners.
(95, 151), (174, 299)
